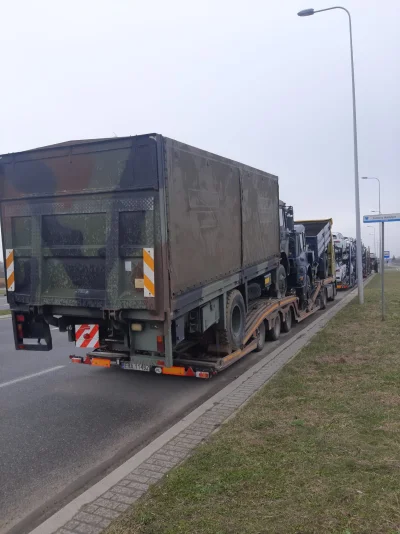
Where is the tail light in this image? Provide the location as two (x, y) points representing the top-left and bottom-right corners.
(157, 335), (164, 353)
(17, 323), (23, 340)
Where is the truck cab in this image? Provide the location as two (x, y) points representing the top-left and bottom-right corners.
(287, 224), (315, 306)
(279, 202), (315, 307)
(279, 201), (293, 276)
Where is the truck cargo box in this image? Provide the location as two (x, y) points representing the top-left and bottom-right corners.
(0, 135), (280, 322)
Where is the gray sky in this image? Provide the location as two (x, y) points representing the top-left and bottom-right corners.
(1, 0), (399, 256)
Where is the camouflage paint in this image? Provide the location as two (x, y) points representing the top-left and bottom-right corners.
(0, 134), (281, 365)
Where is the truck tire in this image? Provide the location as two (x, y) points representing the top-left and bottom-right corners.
(219, 289), (246, 350)
(282, 308), (292, 333)
(254, 321), (266, 352)
(267, 315), (281, 341)
(319, 288), (327, 310)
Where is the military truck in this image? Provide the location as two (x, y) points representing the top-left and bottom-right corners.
(0, 136), (289, 367)
(279, 204), (336, 309)
(0, 135), (336, 378)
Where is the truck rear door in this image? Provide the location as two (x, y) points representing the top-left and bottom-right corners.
(0, 135), (163, 315)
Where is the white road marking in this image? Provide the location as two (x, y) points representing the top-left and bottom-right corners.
(0, 366), (65, 389)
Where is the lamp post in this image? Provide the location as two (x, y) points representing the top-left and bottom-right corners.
(363, 177), (382, 263)
(362, 179), (385, 320)
(367, 226), (376, 256)
(370, 210), (381, 261)
(362, 177), (381, 214)
(298, 6), (364, 304)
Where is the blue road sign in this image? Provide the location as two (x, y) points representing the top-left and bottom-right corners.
(363, 213), (400, 223)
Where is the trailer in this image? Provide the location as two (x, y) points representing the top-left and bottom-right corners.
(70, 276), (336, 378)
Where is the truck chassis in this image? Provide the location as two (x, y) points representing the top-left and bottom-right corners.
(70, 278), (336, 379)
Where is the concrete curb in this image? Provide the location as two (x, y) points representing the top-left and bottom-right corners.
(30, 279), (373, 534)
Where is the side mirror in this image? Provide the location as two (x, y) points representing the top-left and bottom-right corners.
(286, 206), (294, 231)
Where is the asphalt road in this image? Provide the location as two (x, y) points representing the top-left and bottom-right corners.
(0, 292), (346, 534)
(0, 296), (9, 310)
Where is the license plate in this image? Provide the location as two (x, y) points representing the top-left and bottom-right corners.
(121, 362), (151, 372)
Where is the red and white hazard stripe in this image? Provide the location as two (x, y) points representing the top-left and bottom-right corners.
(6, 249), (15, 292)
(75, 324), (100, 349)
(143, 247), (155, 298)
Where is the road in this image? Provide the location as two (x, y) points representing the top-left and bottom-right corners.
(0, 296), (9, 310)
(0, 293), (346, 534)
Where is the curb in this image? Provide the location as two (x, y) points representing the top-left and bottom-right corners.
(30, 279), (372, 534)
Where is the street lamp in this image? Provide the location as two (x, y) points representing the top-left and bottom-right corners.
(367, 226), (376, 256)
(362, 177), (381, 214)
(363, 177), (383, 264)
(297, 6), (364, 305)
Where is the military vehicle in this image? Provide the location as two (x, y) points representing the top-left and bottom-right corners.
(0, 135), (336, 378)
(280, 204), (336, 309)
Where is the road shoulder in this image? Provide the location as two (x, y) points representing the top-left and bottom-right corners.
(31, 280), (371, 534)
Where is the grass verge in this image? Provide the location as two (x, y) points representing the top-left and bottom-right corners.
(0, 309), (10, 316)
(106, 273), (400, 534)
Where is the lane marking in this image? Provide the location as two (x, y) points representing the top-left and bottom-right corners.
(0, 366), (65, 389)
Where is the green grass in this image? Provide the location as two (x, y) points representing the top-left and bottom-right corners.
(0, 309), (10, 316)
(106, 273), (400, 534)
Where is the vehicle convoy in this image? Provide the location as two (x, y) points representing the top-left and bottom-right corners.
(0, 135), (336, 378)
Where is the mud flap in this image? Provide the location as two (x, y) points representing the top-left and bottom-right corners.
(12, 312), (53, 351)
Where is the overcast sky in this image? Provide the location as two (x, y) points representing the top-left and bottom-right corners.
(1, 0), (399, 256)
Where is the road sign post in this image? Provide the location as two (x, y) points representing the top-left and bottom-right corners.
(363, 213), (400, 321)
(381, 222), (385, 320)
